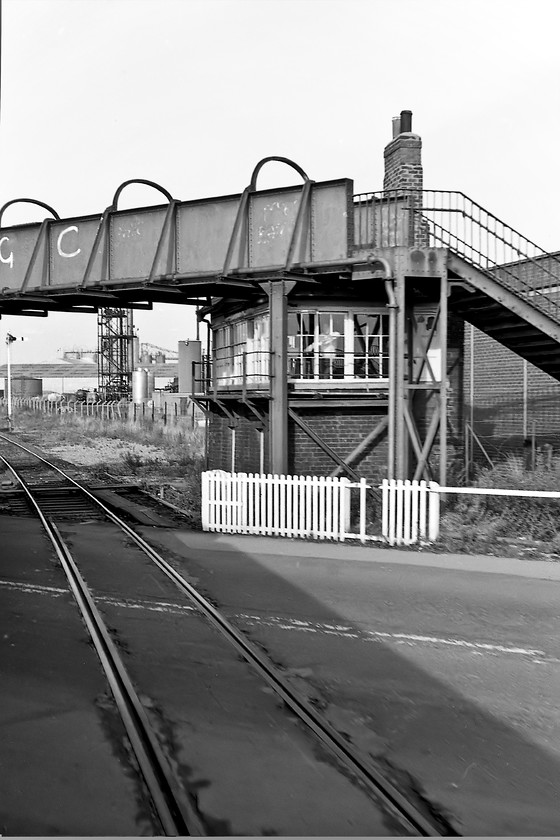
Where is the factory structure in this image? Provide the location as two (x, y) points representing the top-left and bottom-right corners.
(1, 110), (560, 482)
(0, 339), (196, 402)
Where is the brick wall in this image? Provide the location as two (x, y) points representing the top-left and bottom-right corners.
(288, 408), (389, 481)
(208, 406), (389, 481)
(383, 132), (428, 246)
(463, 325), (560, 452)
(383, 134), (423, 193)
(207, 408), (269, 474)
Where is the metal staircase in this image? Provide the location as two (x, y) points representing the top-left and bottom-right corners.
(417, 191), (560, 379)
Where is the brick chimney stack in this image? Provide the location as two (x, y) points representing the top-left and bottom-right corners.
(383, 110), (423, 193)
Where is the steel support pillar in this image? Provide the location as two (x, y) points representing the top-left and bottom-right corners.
(394, 271), (408, 479)
(260, 279), (295, 475)
(385, 281), (397, 480)
(439, 271), (448, 486)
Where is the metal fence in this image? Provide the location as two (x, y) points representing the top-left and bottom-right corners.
(2, 396), (202, 428)
(463, 386), (560, 476)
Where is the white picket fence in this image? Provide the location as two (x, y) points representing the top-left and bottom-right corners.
(201, 471), (440, 545)
(381, 479), (440, 545)
(201, 472), (560, 546)
(202, 471), (372, 540)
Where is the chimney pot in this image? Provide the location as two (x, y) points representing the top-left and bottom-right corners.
(400, 110), (412, 133)
(392, 116), (401, 139)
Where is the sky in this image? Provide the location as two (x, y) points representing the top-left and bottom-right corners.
(1, 0), (559, 363)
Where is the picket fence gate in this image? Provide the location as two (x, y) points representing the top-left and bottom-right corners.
(201, 471), (440, 545)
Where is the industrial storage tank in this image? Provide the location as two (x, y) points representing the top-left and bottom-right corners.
(145, 369), (155, 397)
(132, 368), (148, 403)
(11, 377), (42, 398)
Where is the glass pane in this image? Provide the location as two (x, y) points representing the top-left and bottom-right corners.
(331, 313), (345, 334)
(287, 313), (298, 336)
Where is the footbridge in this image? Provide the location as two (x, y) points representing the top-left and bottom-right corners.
(2, 157), (560, 480)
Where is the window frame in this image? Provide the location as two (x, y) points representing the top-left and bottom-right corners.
(288, 307), (390, 383)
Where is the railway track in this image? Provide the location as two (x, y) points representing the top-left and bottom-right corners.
(0, 433), (457, 837)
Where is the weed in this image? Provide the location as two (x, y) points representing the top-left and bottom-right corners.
(121, 451), (144, 473)
(439, 455), (560, 550)
(10, 406), (204, 524)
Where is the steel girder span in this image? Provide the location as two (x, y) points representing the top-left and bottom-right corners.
(0, 163), (355, 316)
(0, 162), (455, 483)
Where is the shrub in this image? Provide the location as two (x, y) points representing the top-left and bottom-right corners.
(440, 456), (560, 546)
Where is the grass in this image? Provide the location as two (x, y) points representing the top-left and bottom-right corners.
(11, 407), (205, 526)
(439, 456), (560, 554)
(11, 407), (560, 556)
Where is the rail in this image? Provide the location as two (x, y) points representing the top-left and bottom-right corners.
(0, 435), (450, 836)
(0, 441), (200, 835)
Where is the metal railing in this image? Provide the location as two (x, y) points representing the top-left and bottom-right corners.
(288, 350), (389, 381)
(194, 349), (391, 394)
(353, 189), (560, 325)
(193, 351), (272, 398)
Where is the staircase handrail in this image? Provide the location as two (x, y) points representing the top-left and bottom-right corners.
(354, 188), (560, 266)
(353, 188), (560, 325)
(418, 189), (560, 265)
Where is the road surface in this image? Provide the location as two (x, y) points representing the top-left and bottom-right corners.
(148, 531), (560, 836)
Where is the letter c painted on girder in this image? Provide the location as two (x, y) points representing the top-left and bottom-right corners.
(0, 237), (14, 268)
(57, 225), (81, 259)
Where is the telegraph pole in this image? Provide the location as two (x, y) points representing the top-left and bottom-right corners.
(6, 332), (15, 425)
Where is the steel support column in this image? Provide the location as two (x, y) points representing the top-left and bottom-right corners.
(260, 279), (295, 475)
(439, 271), (448, 485)
(394, 270), (408, 479)
(385, 280), (397, 480)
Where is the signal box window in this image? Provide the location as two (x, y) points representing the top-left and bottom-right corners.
(288, 310), (388, 381)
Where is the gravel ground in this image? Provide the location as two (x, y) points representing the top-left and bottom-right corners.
(13, 420), (203, 526)
(46, 439), (170, 467)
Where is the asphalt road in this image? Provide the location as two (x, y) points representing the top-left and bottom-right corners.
(0, 509), (413, 836)
(3, 487), (560, 836)
(0, 515), (159, 836)
(147, 530), (560, 837)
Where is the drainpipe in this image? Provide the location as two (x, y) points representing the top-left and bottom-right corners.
(384, 280), (397, 481)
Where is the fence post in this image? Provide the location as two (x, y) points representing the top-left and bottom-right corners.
(201, 471), (209, 530)
(428, 481), (440, 541)
(359, 477), (367, 544)
(381, 479), (389, 541)
(403, 479), (411, 544)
